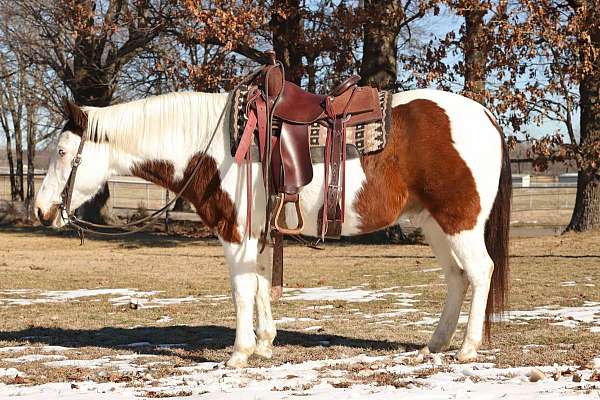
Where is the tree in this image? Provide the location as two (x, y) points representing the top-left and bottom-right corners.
(493, 0), (600, 231)
(359, 0), (434, 90)
(270, 0), (304, 85)
(1, 10), (63, 214)
(0, 31), (26, 202)
(2, 0), (173, 224)
(461, 1), (491, 103)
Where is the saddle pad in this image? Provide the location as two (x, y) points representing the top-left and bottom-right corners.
(230, 85), (393, 161)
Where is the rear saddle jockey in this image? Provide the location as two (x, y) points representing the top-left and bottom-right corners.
(233, 53), (385, 299)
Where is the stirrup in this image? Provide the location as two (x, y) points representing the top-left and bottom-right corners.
(271, 193), (304, 235)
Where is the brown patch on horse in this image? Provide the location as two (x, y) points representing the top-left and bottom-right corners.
(354, 99), (480, 235)
(131, 154), (241, 243)
(63, 99), (88, 133)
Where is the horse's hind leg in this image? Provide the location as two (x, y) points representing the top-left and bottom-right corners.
(254, 246), (277, 359)
(446, 227), (494, 362)
(222, 238), (259, 368)
(420, 216), (469, 354)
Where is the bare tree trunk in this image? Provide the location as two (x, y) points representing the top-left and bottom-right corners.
(0, 117), (17, 200)
(13, 119), (24, 201)
(359, 0), (402, 90)
(566, 3), (600, 232)
(463, 3), (488, 103)
(566, 67), (600, 231)
(25, 102), (36, 218)
(270, 0), (304, 85)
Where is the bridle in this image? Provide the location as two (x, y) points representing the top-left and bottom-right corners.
(57, 90), (232, 243)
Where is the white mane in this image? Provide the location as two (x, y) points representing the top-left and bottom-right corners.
(83, 92), (229, 156)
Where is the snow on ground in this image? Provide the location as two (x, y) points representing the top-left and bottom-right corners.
(500, 302), (600, 333)
(283, 285), (420, 306)
(0, 288), (205, 309)
(406, 302), (600, 333)
(0, 350), (599, 399)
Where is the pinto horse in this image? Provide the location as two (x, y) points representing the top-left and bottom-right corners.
(35, 89), (511, 368)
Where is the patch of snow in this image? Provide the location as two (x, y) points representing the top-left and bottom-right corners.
(305, 305), (335, 310)
(109, 295), (197, 308)
(284, 286), (389, 302)
(0, 288), (160, 307)
(3, 354), (67, 363)
(420, 267), (442, 273)
(0, 346), (29, 353)
(303, 326), (323, 332)
(0, 368), (23, 379)
(494, 302), (600, 332)
(45, 356), (145, 373)
(3, 351), (597, 400)
(156, 315), (173, 324)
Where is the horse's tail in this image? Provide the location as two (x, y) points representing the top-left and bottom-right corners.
(483, 111), (512, 340)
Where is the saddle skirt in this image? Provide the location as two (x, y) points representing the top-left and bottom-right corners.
(230, 85), (393, 162)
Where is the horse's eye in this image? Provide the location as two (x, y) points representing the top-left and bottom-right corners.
(58, 149), (66, 157)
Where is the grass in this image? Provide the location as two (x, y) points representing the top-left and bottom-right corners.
(0, 227), (599, 385)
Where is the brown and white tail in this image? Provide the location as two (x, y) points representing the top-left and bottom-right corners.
(483, 115), (512, 339)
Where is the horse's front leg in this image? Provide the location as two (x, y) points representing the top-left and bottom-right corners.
(254, 245), (276, 359)
(222, 238), (260, 368)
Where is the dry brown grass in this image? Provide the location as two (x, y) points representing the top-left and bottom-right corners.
(0, 227), (599, 385)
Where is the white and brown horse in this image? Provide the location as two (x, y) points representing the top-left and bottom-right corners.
(35, 89), (511, 368)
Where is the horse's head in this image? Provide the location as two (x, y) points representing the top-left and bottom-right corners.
(35, 100), (111, 228)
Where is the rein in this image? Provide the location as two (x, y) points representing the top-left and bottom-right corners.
(59, 89), (232, 242)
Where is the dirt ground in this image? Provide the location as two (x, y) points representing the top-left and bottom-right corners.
(0, 227), (599, 397)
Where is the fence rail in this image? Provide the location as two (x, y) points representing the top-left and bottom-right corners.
(0, 173), (578, 225)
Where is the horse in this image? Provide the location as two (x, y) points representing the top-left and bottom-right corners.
(35, 89), (511, 368)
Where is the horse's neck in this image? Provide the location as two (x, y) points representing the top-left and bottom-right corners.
(106, 92), (232, 182)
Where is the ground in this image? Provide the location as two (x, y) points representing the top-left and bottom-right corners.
(0, 227), (599, 399)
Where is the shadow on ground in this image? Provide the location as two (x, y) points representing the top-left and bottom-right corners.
(0, 225), (218, 249)
(0, 325), (420, 363)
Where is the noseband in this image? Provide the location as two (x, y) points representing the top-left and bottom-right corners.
(59, 135), (86, 222)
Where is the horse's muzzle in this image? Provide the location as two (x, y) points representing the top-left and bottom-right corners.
(36, 204), (60, 227)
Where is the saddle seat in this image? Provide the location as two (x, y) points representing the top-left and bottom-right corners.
(257, 67), (369, 124)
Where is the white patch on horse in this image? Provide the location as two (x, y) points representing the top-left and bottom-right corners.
(84, 92), (231, 181)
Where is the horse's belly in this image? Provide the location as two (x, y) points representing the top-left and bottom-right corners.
(284, 158), (367, 238)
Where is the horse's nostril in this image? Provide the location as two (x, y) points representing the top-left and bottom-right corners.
(37, 208), (53, 226)
(36, 208), (44, 222)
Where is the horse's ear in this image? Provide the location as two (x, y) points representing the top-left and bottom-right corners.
(62, 97), (88, 135)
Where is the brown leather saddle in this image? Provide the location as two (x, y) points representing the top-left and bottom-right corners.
(235, 54), (384, 241)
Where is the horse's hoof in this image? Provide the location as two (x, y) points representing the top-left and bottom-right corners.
(456, 348), (478, 363)
(254, 341), (273, 359)
(226, 352), (249, 368)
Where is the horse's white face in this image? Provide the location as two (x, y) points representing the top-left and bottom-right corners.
(35, 129), (110, 228)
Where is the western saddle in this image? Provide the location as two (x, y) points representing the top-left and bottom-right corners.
(233, 52), (385, 298)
